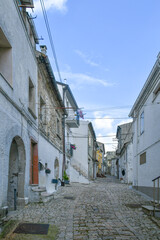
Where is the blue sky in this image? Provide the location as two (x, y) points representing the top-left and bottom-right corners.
(30, 0), (160, 151)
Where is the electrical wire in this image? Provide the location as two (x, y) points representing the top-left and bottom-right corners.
(40, 0), (62, 82)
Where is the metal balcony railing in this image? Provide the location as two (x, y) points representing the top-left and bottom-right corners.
(152, 175), (160, 216)
(66, 111), (79, 128)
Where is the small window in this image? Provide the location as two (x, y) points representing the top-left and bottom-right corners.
(57, 118), (60, 135)
(28, 77), (36, 117)
(140, 152), (146, 165)
(0, 28), (12, 85)
(140, 111), (144, 134)
(39, 97), (46, 123)
(153, 82), (160, 101)
(66, 100), (69, 113)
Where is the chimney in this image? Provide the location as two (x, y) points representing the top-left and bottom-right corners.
(40, 45), (47, 55)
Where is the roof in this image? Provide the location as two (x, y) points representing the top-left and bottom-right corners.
(27, 13), (39, 44)
(116, 122), (132, 155)
(116, 122), (132, 144)
(56, 82), (79, 110)
(96, 141), (105, 153)
(37, 52), (67, 115)
(129, 53), (160, 117)
(88, 122), (96, 140)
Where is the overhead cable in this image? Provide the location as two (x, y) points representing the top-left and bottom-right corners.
(40, 0), (62, 82)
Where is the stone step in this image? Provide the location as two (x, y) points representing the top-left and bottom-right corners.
(142, 205), (160, 216)
(151, 200), (160, 206)
(40, 192), (54, 203)
(31, 186), (46, 192)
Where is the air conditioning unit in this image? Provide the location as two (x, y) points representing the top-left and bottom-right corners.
(21, 0), (33, 6)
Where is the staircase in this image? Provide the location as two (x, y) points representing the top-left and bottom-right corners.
(70, 163), (89, 184)
(30, 186), (54, 203)
(142, 176), (160, 217)
(152, 176), (160, 217)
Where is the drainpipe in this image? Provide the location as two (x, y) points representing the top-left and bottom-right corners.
(93, 140), (97, 179)
(62, 114), (65, 180)
(62, 85), (67, 179)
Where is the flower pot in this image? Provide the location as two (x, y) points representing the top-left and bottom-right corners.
(51, 179), (58, 184)
(61, 181), (65, 186)
(64, 180), (70, 184)
(45, 168), (51, 174)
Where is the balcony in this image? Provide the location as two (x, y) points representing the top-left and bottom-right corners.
(20, 0), (34, 5)
(66, 112), (79, 128)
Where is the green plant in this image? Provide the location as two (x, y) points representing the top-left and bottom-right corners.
(63, 171), (69, 181)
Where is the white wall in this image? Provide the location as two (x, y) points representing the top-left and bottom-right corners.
(71, 121), (89, 176)
(38, 135), (63, 193)
(0, 0), (38, 209)
(118, 142), (133, 184)
(132, 75), (160, 188)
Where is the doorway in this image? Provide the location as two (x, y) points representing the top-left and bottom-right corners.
(7, 136), (26, 210)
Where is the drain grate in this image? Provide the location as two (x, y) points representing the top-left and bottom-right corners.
(64, 196), (75, 200)
(125, 204), (142, 208)
(13, 223), (49, 235)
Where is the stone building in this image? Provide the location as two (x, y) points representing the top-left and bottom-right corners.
(0, 0), (39, 218)
(106, 151), (117, 176)
(96, 142), (105, 175)
(116, 122), (133, 184)
(88, 122), (97, 180)
(30, 47), (67, 201)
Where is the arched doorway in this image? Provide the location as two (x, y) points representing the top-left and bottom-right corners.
(54, 158), (59, 179)
(7, 136), (26, 210)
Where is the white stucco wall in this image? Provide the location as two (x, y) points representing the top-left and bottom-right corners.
(132, 71), (160, 188)
(70, 166), (89, 184)
(0, 0), (38, 209)
(71, 121), (89, 177)
(111, 159), (117, 177)
(38, 135), (63, 193)
(118, 143), (133, 184)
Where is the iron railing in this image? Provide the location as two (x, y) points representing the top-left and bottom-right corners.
(152, 175), (160, 216)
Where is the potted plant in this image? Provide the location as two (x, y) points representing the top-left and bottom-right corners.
(45, 168), (51, 174)
(63, 170), (70, 184)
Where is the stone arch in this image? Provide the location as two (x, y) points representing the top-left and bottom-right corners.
(54, 158), (59, 179)
(7, 136), (26, 210)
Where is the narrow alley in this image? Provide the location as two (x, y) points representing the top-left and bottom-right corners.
(3, 176), (160, 240)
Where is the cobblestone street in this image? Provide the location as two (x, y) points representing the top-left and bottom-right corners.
(6, 176), (160, 240)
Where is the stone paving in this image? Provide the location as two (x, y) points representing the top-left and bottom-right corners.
(6, 176), (160, 239)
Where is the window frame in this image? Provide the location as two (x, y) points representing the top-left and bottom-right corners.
(140, 111), (144, 135)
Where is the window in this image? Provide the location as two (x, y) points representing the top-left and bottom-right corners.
(66, 100), (69, 113)
(140, 152), (146, 165)
(57, 118), (60, 135)
(140, 111), (144, 134)
(153, 82), (160, 101)
(0, 28), (12, 85)
(28, 78), (36, 117)
(39, 97), (46, 123)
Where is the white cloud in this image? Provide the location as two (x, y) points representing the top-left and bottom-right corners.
(97, 133), (117, 152)
(75, 49), (110, 72)
(58, 71), (114, 88)
(32, 0), (68, 13)
(93, 112), (114, 131)
(75, 50), (99, 67)
(86, 110), (132, 152)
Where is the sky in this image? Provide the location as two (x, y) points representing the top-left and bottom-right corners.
(29, 0), (160, 152)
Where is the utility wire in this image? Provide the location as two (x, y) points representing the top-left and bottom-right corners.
(40, 0), (62, 82)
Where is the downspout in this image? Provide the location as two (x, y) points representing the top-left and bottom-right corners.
(62, 86), (67, 179)
(93, 140), (97, 179)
